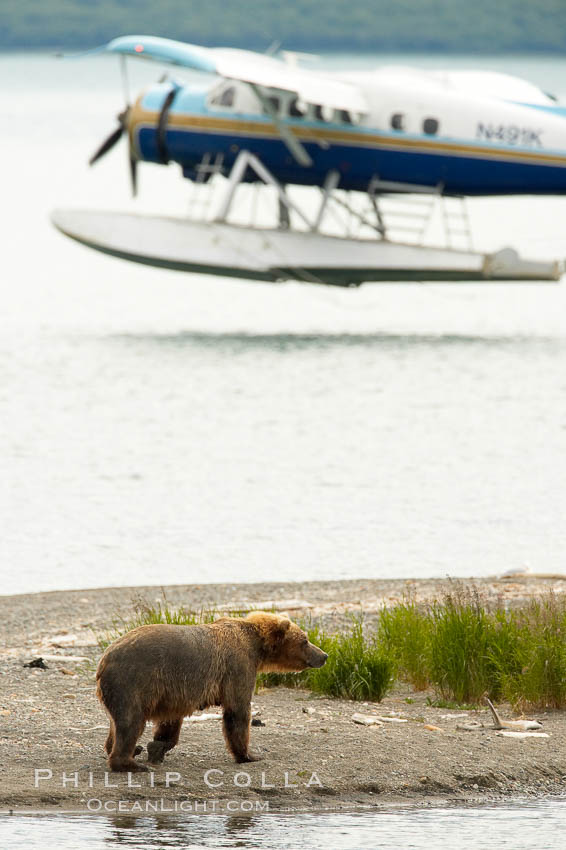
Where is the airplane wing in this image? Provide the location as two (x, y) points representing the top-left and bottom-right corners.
(98, 35), (369, 115)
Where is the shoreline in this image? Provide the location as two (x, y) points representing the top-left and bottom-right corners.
(2, 577), (566, 814)
(4, 794), (566, 818)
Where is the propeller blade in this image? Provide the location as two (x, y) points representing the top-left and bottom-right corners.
(89, 106), (138, 195)
(89, 124), (124, 166)
(129, 155), (138, 197)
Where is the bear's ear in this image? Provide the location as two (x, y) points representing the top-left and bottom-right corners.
(266, 617), (291, 649)
(246, 612), (291, 648)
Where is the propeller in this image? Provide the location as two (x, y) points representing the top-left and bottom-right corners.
(89, 107), (138, 196)
(128, 151), (138, 197)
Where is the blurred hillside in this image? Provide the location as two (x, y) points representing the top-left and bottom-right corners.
(2, 0), (565, 52)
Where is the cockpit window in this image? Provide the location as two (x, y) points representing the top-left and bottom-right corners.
(337, 109), (352, 124)
(391, 113), (405, 131)
(220, 87), (235, 107)
(423, 117), (439, 135)
(266, 95), (281, 114)
(210, 86), (235, 107)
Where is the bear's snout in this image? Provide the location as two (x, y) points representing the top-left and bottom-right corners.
(307, 645), (328, 668)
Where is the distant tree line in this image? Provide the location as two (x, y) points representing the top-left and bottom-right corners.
(2, 0), (566, 52)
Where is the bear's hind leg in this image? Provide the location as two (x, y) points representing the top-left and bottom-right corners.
(108, 716), (148, 772)
(223, 706), (260, 764)
(104, 721), (115, 755)
(147, 718), (183, 764)
(105, 715), (141, 755)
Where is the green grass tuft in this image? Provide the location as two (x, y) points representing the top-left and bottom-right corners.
(501, 593), (566, 710)
(377, 585), (566, 709)
(98, 597), (219, 650)
(310, 619), (394, 701)
(428, 586), (507, 703)
(378, 597), (433, 690)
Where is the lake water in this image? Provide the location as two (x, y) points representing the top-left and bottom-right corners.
(2, 802), (566, 849)
(3, 52), (566, 595)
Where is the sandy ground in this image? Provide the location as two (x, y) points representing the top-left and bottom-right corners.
(1, 577), (565, 814)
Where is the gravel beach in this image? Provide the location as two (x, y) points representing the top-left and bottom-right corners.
(1, 577), (565, 814)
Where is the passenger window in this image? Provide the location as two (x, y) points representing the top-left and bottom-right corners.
(314, 104), (333, 122)
(289, 97), (304, 118)
(423, 117), (439, 135)
(337, 109), (352, 124)
(391, 113), (405, 131)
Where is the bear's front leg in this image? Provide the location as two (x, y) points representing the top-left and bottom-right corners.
(222, 706), (261, 763)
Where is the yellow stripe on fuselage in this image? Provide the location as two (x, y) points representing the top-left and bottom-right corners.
(129, 101), (566, 168)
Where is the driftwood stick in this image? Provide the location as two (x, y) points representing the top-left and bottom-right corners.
(484, 696), (503, 729)
(483, 696), (542, 731)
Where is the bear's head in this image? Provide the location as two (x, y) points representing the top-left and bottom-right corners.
(246, 611), (328, 673)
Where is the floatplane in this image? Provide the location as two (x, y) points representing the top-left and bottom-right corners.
(51, 35), (566, 285)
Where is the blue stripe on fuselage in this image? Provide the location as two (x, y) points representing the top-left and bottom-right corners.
(514, 100), (566, 119)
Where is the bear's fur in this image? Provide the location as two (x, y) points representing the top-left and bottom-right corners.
(96, 611), (328, 772)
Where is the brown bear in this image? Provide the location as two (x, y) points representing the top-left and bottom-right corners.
(96, 611), (328, 772)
